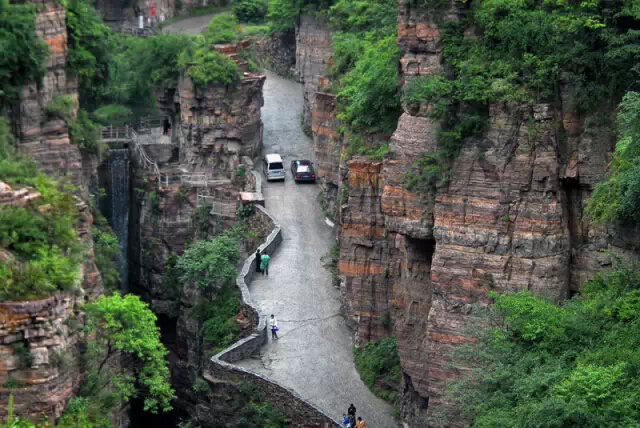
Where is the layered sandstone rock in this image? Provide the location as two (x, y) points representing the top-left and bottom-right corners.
(326, 1), (634, 426)
(14, 1), (84, 188)
(0, 185), (103, 422)
(178, 70), (266, 168)
(296, 15), (333, 131)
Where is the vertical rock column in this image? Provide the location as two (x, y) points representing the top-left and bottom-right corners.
(15, 0), (84, 188)
(295, 15), (333, 132)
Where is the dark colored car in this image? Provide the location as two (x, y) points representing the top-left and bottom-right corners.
(290, 160), (316, 182)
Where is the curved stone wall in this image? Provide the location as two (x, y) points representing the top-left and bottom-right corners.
(206, 172), (339, 428)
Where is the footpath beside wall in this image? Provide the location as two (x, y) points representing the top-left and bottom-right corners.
(203, 171), (339, 428)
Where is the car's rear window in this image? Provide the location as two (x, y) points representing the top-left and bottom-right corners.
(268, 162), (284, 170)
(298, 165), (310, 172)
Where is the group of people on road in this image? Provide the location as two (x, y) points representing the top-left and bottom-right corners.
(343, 404), (367, 428)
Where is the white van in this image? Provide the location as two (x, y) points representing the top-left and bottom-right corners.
(263, 153), (285, 181)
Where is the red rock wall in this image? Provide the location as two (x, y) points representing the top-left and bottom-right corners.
(14, 1), (85, 189)
(296, 15), (333, 131)
(326, 0), (635, 426)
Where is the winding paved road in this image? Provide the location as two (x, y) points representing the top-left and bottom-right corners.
(162, 14), (396, 424)
(236, 71), (397, 427)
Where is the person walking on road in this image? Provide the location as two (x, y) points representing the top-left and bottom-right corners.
(270, 314), (278, 339)
(356, 417), (367, 428)
(261, 253), (271, 275)
(255, 249), (262, 273)
(347, 404), (356, 418)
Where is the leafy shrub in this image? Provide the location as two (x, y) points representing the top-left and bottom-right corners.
(267, 0), (301, 31)
(69, 109), (103, 156)
(204, 13), (239, 44)
(92, 104), (133, 125)
(354, 336), (401, 404)
(587, 92), (640, 223)
(11, 343), (33, 369)
(194, 285), (242, 352)
(92, 211), (120, 292)
(237, 203), (255, 219)
(46, 95), (76, 121)
(444, 262), (640, 427)
(0, 0), (49, 110)
(236, 382), (289, 427)
(176, 235), (241, 296)
(178, 37), (240, 87)
(192, 377), (211, 394)
(65, 0), (113, 108)
(233, 0), (269, 23)
(336, 36), (402, 133)
(342, 135), (390, 161)
(0, 122), (84, 301)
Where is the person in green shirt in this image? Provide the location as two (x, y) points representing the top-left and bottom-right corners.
(260, 253), (271, 275)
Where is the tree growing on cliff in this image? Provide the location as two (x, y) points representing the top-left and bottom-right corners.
(442, 262), (640, 427)
(0, 0), (49, 112)
(81, 294), (175, 414)
(587, 91), (640, 224)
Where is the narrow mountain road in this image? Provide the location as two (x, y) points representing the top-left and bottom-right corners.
(163, 14), (397, 425)
(161, 13), (218, 34)
(236, 71), (397, 427)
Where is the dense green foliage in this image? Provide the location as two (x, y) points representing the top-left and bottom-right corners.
(66, 0), (113, 109)
(106, 33), (192, 109)
(0, 0), (48, 111)
(354, 336), (401, 404)
(92, 210), (120, 292)
(0, 118), (84, 301)
(205, 13), (240, 43)
(444, 263), (640, 427)
(193, 284), (242, 352)
(178, 37), (240, 87)
(336, 36), (401, 133)
(236, 382), (290, 427)
(234, 0), (269, 22)
(329, 0), (401, 135)
(2, 395), (110, 428)
(83, 294), (175, 414)
(176, 234), (241, 297)
(587, 91), (640, 223)
(92, 104), (133, 125)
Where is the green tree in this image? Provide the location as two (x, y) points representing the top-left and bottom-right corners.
(336, 35), (402, 133)
(82, 294), (175, 414)
(587, 91), (640, 223)
(66, 0), (113, 108)
(176, 236), (241, 296)
(0, 0), (49, 111)
(443, 262), (640, 427)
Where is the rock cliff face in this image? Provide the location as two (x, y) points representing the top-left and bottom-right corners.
(13, 0), (85, 189)
(1, 2), (105, 422)
(130, 49), (268, 423)
(177, 58), (266, 169)
(296, 15), (333, 132)
(0, 184), (103, 422)
(303, 1), (636, 426)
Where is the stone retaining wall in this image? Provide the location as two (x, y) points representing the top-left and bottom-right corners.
(205, 171), (339, 428)
(254, 30), (297, 78)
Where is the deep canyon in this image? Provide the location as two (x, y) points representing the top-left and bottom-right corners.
(2, 0), (640, 427)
